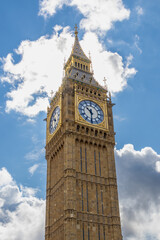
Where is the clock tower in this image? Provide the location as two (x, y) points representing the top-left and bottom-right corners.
(45, 25), (122, 240)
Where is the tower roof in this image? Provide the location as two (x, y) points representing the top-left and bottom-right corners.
(64, 25), (91, 69)
(71, 25), (91, 63)
(63, 25), (105, 90)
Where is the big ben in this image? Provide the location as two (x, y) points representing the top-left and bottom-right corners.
(45, 25), (122, 240)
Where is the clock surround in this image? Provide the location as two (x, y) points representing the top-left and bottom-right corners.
(49, 106), (60, 134)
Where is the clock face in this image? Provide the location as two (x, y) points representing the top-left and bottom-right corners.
(78, 100), (104, 124)
(49, 106), (60, 134)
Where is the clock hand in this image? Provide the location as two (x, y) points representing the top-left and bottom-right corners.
(52, 117), (57, 127)
(86, 107), (94, 121)
(86, 107), (91, 113)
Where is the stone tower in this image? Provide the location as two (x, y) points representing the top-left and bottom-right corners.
(45, 25), (122, 240)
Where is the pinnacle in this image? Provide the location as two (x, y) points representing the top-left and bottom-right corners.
(71, 26), (90, 62)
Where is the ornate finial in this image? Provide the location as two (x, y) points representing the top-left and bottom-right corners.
(103, 77), (108, 90)
(74, 24), (78, 37)
(50, 90), (54, 98)
(89, 52), (94, 74)
(63, 58), (66, 77)
(109, 91), (111, 102)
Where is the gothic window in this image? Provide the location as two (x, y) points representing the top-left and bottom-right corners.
(88, 227), (90, 240)
(98, 225), (100, 240)
(96, 185), (99, 214)
(83, 65), (85, 70)
(75, 62), (77, 67)
(78, 63), (80, 68)
(83, 223), (85, 240)
(99, 152), (101, 176)
(80, 147), (82, 172)
(85, 148), (87, 173)
(86, 66), (88, 71)
(103, 226), (105, 240)
(81, 64), (82, 69)
(94, 151), (97, 175)
(101, 189), (104, 215)
(86, 184), (89, 212)
(81, 183), (84, 211)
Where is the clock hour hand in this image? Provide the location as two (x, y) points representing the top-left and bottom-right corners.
(90, 108), (93, 123)
(86, 107), (93, 122)
(86, 106), (91, 113)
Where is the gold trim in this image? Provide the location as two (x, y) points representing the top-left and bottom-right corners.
(46, 92), (62, 144)
(75, 92), (108, 130)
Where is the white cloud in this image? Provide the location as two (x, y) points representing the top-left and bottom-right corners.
(81, 32), (136, 93)
(26, 118), (36, 124)
(134, 34), (142, 54)
(115, 144), (160, 239)
(114, 115), (126, 121)
(1, 26), (136, 117)
(155, 161), (160, 173)
(0, 168), (45, 240)
(39, 0), (130, 33)
(25, 148), (45, 161)
(1, 26), (73, 117)
(29, 164), (39, 175)
(0, 168), (13, 187)
(136, 6), (144, 16)
(39, 0), (67, 17)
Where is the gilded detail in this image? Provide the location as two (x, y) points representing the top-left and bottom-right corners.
(46, 91), (62, 144)
(75, 93), (108, 130)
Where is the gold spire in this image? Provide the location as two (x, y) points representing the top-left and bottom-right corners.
(64, 25), (91, 75)
(74, 24), (78, 37)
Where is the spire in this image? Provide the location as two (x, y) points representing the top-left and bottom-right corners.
(74, 24), (78, 37)
(70, 24), (91, 63)
(63, 25), (105, 90)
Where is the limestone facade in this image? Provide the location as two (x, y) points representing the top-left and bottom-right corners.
(45, 26), (122, 240)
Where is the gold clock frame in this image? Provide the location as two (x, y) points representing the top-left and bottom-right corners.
(46, 92), (62, 144)
(75, 93), (108, 130)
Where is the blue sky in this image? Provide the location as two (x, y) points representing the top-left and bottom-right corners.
(0, 0), (160, 239)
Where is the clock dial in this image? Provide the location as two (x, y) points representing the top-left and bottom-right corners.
(78, 100), (104, 124)
(49, 106), (60, 134)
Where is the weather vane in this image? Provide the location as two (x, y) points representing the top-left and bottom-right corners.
(74, 24), (78, 36)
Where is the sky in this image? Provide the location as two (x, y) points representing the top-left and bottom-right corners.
(0, 0), (160, 239)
